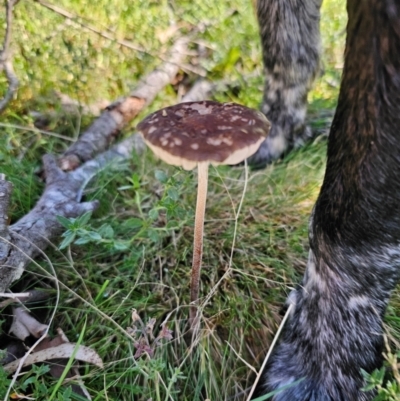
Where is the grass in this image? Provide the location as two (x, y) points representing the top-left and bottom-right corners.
(1, 0), (399, 400)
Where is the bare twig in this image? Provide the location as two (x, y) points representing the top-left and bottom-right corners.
(0, 292), (30, 298)
(59, 36), (190, 171)
(246, 303), (294, 401)
(0, 289), (49, 308)
(0, 0), (20, 113)
(34, 0), (145, 53)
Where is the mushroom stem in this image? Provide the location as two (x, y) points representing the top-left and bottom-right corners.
(189, 161), (209, 327)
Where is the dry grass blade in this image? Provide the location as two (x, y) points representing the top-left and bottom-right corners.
(246, 303), (294, 401)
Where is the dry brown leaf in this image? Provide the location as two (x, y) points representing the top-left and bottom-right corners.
(3, 343), (104, 374)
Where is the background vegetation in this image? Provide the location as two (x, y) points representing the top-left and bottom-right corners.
(1, 0), (399, 400)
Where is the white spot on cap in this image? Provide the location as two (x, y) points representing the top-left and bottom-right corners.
(222, 137), (233, 146)
(191, 143), (199, 150)
(189, 103), (213, 115)
(217, 126), (231, 130)
(162, 110), (167, 117)
(148, 126), (157, 134)
(206, 137), (222, 146)
(175, 110), (185, 117)
(174, 138), (182, 146)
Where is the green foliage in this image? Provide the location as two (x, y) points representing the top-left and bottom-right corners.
(361, 366), (400, 401)
(0, 360), (12, 399)
(56, 169), (192, 258)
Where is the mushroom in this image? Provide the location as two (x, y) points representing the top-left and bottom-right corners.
(137, 101), (270, 327)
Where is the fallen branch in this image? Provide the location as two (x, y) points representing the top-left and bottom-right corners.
(59, 36), (190, 171)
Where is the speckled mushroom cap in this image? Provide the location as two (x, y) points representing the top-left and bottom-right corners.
(136, 101), (271, 170)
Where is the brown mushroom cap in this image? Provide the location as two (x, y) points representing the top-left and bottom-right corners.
(136, 101), (271, 170)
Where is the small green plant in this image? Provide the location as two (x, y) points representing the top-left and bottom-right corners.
(361, 353), (400, 401)
(0, 359), (12, 399)
(57, 211), (129, 251)
(1, 364), (51, 400)
(58, 211), (106, 249)
(58, 170), (191, 252)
